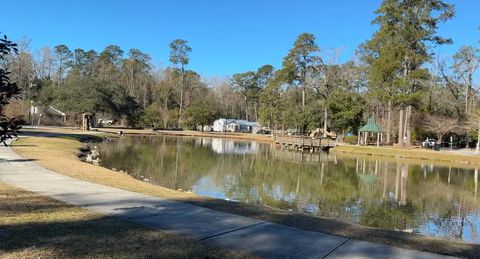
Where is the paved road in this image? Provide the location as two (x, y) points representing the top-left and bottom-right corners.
(0, 144), (455, 258)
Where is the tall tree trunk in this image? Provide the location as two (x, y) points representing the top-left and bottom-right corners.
(245, 96), (248, 121)
(471, 94), (475, 113)
(398, 108), (404, 145)
(179, 66), (185, 127)
(323, 106), (328, 136)
(386, 100), (392, 144)
(302, 87), (305, 108)
(405, 105), (412, 146)
(476, 120), (480, 154)
(465, 84), (469, 115)
(163, 96), (169, 128)
(143, 84), (147, 109)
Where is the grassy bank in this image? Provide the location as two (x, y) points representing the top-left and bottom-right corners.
(10, 131), (480, 258)
(0, 183), (252, 258)
(333, 145), (480, 167)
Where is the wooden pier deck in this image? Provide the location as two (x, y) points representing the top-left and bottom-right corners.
(274, 136), (336, 152)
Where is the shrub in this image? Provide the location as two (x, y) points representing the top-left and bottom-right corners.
(343, 135), (358, 145)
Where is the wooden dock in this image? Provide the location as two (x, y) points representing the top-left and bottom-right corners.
(274, 136), (336, 152)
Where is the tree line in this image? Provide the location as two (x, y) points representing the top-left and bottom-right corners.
(3, 0), (480, 147)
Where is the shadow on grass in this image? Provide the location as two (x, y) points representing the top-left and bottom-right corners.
(0, 194), (247, 259)
(5, 144), (38, 147)
(0, 158), (37, 163)
(18, 130), (105, 143)
(0, 217), (217, 258)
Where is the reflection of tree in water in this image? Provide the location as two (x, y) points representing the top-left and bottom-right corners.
(98, 136), (480, 242)
(98, 136), (218, 190)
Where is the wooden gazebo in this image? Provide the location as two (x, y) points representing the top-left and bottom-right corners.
(81, 113), (93, 131)
(358, 116), (384, 146)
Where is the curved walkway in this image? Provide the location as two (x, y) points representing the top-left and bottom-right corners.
(0, 144), (454, 258)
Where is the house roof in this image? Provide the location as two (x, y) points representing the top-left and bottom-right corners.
(359, 116), (384, 133)
(215, 118), (259, 126)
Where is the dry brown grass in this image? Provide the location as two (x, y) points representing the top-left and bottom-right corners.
(0, 183), (255, 259)
(10, 131), (480, 258)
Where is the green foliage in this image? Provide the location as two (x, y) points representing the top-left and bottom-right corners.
(259, 76), (283, 128)
(343, 135), (358, 145)
(363, 0), (454, 107)
(185, 98), (218, 131)
(39, 78), (141, 126)
(143, 102), (160, 128)
(169, 39), (191, 69)
(281, 32), (320, 86)
(232, 71), (257, 98)
(256, 64), (275, 88)
(0, 34), (22, 145)
(327, 90), (366, 133)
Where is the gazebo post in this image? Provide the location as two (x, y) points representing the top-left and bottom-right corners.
(357, 131), (361, 145)
(364, 132), (368, 146)
(376, 132), (380, 147)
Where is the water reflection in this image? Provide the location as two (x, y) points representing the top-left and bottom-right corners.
(98, 136), (480, 244)
(209, 138), (259, 155)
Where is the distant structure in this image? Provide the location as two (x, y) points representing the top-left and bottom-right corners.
(213, 119), (261, 133)
(358, 115), (384, 146)
(47, 106), (66, 122)
(81, 112), (94, 131)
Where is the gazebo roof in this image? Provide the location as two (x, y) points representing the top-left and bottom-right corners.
(359, 116), (384, 133)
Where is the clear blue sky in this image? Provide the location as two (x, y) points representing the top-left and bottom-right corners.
(2, 0), (479, 77)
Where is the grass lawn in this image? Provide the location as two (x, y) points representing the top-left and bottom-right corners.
(333, 145), (480, 167)
(0, 183), (253, 258)
(9, 130), (480, 258)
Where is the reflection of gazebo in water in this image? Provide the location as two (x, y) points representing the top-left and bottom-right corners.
(358, 115), (384, 146)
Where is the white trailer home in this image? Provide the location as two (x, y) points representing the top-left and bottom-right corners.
(213, 119), (261, 133)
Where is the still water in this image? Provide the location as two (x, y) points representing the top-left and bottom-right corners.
(98, 136), (480, 244)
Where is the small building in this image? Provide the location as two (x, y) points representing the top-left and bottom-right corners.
(213, 119), (261, 133)
(358, 116), (384, 146)
(213, 118), (229, 132)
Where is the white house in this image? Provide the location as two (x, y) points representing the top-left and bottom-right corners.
(213, 118), (228, 132)
(213, 119), (261, 133)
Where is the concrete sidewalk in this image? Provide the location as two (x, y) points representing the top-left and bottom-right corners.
(0, 145), (454, 258)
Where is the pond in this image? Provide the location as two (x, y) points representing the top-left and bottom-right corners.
(97, 135), (480, 244)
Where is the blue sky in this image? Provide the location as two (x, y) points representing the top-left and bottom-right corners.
(2, 0), (479, 77)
